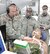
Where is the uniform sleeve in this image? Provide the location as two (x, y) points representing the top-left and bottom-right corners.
(45, 16), (50, 30)
(44, 24), (50, 30)
(0, 16), (5, 25)
(38, 16), (42, 25)
(33, 18), (40, 29)
(38, 16), (50, 30)
(13, 20), (21, 35)
(6, 26), (18, 39)
(11, 16), (22, 39)
(6, 21), (21, 39)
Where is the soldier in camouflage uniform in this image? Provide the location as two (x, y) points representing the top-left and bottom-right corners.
(0, 3), (21, 39)
(38, 5), (50, 44)
(21, 7), (39, 36)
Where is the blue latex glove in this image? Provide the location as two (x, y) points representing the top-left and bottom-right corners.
(41, 31), (47, 41)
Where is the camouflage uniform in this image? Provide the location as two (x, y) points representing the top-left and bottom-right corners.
(38, 14), (50, 44)
(21, 16), (39, 36)
(0, 14), (21, 39)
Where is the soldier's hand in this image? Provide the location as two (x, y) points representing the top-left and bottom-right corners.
(43, 24), (48, 30)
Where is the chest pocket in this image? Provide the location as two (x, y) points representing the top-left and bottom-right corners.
(22, 21), (27, 27)
(41, 18), (49, 25)
(6, 20), (12, 27)
(3, 21), (6, 25)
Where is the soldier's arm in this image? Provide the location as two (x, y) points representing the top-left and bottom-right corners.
(12, 16), (22, 39)
(42, 18), (50, 30)
(6, 26), (21, 39)
(0, 15), (7, 25)
(34, 20), (40, 29)
(13, 20), (21, 35)
(45, 17), (50, 30)
(0, 16), (4, 25)
(38, 16), (50, 30)
(43, 24), (50, 30)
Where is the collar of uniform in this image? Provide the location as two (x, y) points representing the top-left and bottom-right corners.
(25, 16), (32, 19)
(41, 13), (49, 17)
(6, 14), (14, 21)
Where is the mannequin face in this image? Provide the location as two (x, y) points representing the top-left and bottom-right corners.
(32, 28), (41, 39)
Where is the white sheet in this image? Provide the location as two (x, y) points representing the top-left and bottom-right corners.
(1, 51), (16, 54)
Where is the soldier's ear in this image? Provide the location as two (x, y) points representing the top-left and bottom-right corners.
(6, 7), (10, 14)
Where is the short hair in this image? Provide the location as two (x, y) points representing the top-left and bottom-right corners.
(6, 3), (16, 14)
(42, 5), (48, 10)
